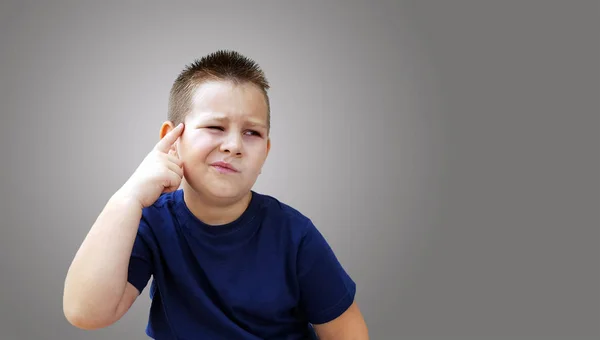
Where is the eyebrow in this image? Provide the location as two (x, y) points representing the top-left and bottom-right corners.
(246, 121), (268, 129)
(203, 114), (267, 129)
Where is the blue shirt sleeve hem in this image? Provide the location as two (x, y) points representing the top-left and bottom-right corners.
(127, 257), (152, 293)
(308, 283), (357, 325)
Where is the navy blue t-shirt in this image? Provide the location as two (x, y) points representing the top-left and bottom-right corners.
(127, 189), (356, 339)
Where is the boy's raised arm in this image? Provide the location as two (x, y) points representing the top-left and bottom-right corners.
(62, 123), (185, 329)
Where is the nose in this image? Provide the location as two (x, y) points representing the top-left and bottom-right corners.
(219, 131), (243, 156)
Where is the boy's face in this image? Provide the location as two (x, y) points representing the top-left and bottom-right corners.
(161, 80), (270, 202)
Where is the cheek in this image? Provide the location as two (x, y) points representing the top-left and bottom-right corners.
(246, 149), (268, 170)
(179, 134), (215, 158)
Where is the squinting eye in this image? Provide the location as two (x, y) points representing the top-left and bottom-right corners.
(245, 130), (261, 137)
(207, 126), (224, 131)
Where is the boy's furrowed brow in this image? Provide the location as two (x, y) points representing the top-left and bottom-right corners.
(197, 112), (227, 120)
(199, 114), (266, 128)
(246, 121), (267, 129)
(195, 115), (228, 124)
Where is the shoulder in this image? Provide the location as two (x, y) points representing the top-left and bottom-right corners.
(253, 191), (316, 236)
(252, 192), (336, 265)
(255, 192), (309, 222)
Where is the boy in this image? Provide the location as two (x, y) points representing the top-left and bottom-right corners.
(63, 50), (369, 339)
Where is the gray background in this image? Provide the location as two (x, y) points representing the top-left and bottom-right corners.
(0, 0), (598, 339)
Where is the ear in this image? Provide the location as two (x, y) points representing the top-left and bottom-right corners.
(159, 121), (180, 154)
(159, 120), (176, 139)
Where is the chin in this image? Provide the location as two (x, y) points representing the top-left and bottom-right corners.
(184, 172), (255, 201)
(207, 186), (243, 199)
(195, 182), (249, 201)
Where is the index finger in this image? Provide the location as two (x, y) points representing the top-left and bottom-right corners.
(155, 123), (184, 152)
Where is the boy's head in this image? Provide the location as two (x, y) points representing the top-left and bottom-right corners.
(159, 50), (271, 204)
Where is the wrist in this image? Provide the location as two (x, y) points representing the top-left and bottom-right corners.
(110, 189), (144, 211)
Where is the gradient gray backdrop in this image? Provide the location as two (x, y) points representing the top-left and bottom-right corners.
(0, 1), (598, 339)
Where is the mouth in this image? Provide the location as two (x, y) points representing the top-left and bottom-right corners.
(210, 161), (239, 174)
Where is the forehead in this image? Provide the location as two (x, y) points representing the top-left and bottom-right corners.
(187, 80), (268, 124)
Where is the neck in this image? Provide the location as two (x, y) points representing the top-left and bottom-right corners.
(181, 182), (252, 226)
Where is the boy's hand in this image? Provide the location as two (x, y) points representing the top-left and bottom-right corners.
(118, 123), (185, 208)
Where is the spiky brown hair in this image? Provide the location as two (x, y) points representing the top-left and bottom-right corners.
(167, 50), (271, 130)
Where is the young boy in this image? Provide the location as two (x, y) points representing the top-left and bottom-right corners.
(63, 50), (369, 339)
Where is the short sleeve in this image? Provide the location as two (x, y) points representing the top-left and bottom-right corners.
(127, 217), (154, 294)
(297, 220), (356, 325)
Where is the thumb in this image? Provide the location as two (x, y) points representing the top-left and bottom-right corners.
(168, 145), (182, 167)
(168, 142), (179, 157)
(174, 144), (180, 159)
